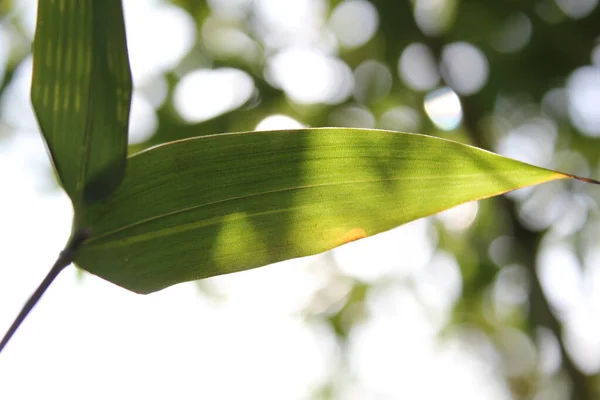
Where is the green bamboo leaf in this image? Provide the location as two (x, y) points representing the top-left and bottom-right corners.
(74, 128), (593, 294)
(31, 0), (132, 209)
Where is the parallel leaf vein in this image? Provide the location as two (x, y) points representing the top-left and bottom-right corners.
(85, 170), (550, 245)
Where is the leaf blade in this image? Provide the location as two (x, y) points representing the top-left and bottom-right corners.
(75, 128), (572, 293)
(30, 0), (132, 209)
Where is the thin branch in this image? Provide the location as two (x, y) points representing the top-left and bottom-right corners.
(0, 230), (88, 355)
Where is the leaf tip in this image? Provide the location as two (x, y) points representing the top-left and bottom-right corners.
(577, 176), (600, 185)
(563, 173), (600, 185)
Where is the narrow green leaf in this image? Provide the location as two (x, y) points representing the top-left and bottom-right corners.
(31, 0), (132, 209)
(75, 128), (588, 294)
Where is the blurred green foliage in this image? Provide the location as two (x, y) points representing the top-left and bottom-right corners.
(2, 0), (600, 398)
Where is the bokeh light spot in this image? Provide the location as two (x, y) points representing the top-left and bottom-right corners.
(491, 13), (532, 53)
(424, 87), (463, 130)
(542, 87), (569, 120)
(536, 327), (562, 376)
(123, 0), (196, 84)
(555, 0), (598, 18)
(488, 236), (515, 267)
(567, 66), (600, 136)
(436, 201), (479, 232)
(378, 106), (421, 132)
(538, 244), (583, 313)
(415, 250), (463, 312)
(564, 308), (600, 374)
(413, 0), (456, 36)
(496, 118), (557, 166)
(329, 105), (375, 128)
(202, 17), (261, 65)
(128, 93), (157, 145)
(255, 114), (305, 131)
(254, 0), (328, 49)
(267, 48), (353, 104)
(398, 43), (440, 92)
(494, 328), (537, 377)
(0, 56), (37, 131)
(12, 0), (36, 40)
(441, 42), (489, 96)
(136, 75), (169, 109)
(207, 0), (253, 21)
(329, 0), (379, 49)
(353, 60), (392, 104)
(493, 265), (530, 316)
(174, 68), (254, 123)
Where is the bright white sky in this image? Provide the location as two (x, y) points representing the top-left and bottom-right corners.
(2, 0), (600, 398)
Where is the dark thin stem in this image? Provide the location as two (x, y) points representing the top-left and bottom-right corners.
(0, 230), (88, 355)
(0, 254), (69, 354)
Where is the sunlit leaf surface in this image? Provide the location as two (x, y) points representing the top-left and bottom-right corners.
(73, 128), (577, 294)
(31, 0), (132, 209)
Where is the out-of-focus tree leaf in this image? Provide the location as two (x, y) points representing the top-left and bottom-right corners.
(74, 128), (585, 294)
(30, 0), (132, 211)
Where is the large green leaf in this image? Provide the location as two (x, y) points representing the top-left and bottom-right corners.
(31, 0), (132, 210)
(74, 128), (583, 294)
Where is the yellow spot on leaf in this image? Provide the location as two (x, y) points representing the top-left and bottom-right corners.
(339, 228), (367, 245)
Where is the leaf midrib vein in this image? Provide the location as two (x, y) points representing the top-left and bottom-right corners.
(84, 171), (530, 244)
